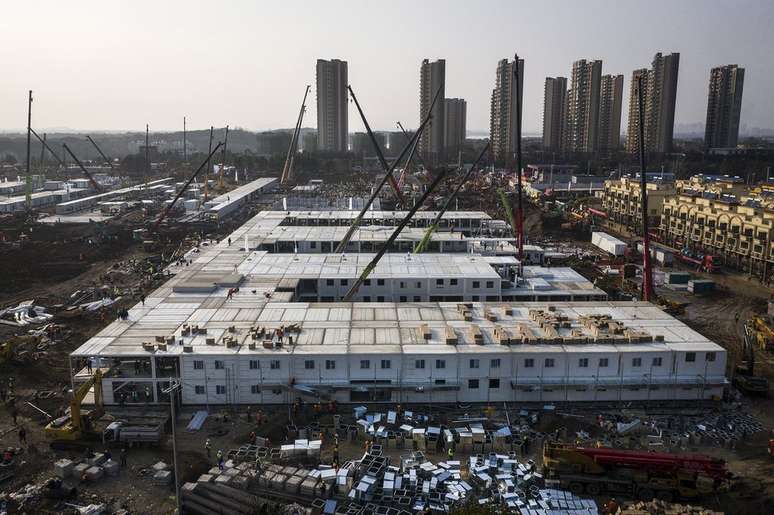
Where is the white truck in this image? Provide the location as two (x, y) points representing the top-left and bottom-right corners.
(103, 421), (164, 446)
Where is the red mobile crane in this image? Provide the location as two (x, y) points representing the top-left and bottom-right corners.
(543, 442), (730, 501)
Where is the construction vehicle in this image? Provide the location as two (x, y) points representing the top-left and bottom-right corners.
(749, 314), (774, 352)
(732, 323), (769, 395)
(678, 250), (717, 273)
(103, 420), (164, 446)
(45, 369), (104, 441)
(543, 442), (730, 501)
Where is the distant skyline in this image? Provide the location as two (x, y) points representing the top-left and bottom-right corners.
(1, 0), (772, 136)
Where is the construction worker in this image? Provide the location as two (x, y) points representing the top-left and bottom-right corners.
(447, 447), (453, 460)
(120, 448), (127, 467)
(217, 449), (224, 470)
(205, 439), (212, 458)
(18, 427), (26, 445)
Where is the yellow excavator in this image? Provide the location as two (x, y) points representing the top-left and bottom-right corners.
(749, 315), (774, 352)
(45, 369), (104, 441)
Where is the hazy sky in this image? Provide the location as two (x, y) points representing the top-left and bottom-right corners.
(1, 0), (771, 134)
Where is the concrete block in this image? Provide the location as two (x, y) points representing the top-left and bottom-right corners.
(103, 459), (120, 477)
(85, 466), (104, 481)
(54, 459), (75, 478)
(214, 474), (231, 485)
(73, 462), (90, 480)
(152, 461), (169, 472)
(198, 474), (214, 483)
(153, 470), (173, 485)
(88, 452), (107, 467)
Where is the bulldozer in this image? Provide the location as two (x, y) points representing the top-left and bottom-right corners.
(45, 369), (104, 441)
(749, 314), (774, 352)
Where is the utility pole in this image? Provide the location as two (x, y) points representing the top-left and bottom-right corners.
(162, 380), (182, 515)
(512, 54), (524, 267)
(145, 124), (150, 186)
(637, 75), (654, 302)
(183, 117), (187, 164)
(25, 91), (33, 210)
(204, 126), (214, 201)
(219, 126), (229, 189)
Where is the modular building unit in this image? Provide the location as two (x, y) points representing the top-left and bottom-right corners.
(591, 232), (627, 256)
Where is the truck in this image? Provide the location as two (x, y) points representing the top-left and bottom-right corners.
(103, 420), (164, 446)
(543, 442), (729, 502)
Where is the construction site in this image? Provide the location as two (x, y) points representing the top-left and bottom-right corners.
(0, 32), (773, 515)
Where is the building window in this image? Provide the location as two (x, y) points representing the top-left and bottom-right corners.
(377, 279), (385, 286)
(579, 358), (589, 368)
(490, 359), (501, 369)
(214, 360), (224, 370)
(486, 281), (494, 289)
(632, 357), (642, 367)
(435, 359), (446, 369)
(706, 352), (716, 362)
(304, 360), (315, 370)
(468, 379), (479, 389)
(195, 385), (205, 395)
(364, 279), (371, 286)
(360, 360), (370, 369)
(416, 281), (422, 288)
(685, 352), (696, 363)
(400, 296), (407, 302)
(413, 296), (421, 302)
(380, 359), (391, 369)
(400, 282), (405, 289)
(652, 357), (662, 367)
(472, 281), (480, 288)
(544, 358), (555, 368)
(326, 279), (334, 286)
(415, 359), (425, 369)
(377, 296), (385, 302)
(469, 359), (480, 369)
(363, 296), (371, 302)
(249, 360), (259, 370)
(436, 279), (444, 286)
(340, 279), (348, 286)
(450, 279), (458, 286)
(310, 241), (317, 249)
(489, 379), (500, 389)
(216, 385), (226, 394)
(524, 358), (534, 368)
(193, 360), (204, 370)
(250, 385), (260, 394)
(599, 358), (609, 367)
(270, 360), (280, 370)
(325, 360), (336, 370)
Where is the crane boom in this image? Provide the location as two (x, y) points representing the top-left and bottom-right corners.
(342, 168), (449, 301)
(348, 86), (404, 206)
(414, 142), (490, 253)
(334, 86), (442, 254)
(281, 85), (310, 185)
(62, 143), (103, 192)
(30, 128), (66, 167)
(153, 142), (223, 231)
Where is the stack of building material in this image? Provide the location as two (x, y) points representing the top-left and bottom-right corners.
(688, 279), (715, 295)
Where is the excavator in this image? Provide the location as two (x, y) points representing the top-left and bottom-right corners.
(749, 314), (774, 352)
(732, 323), (770, 395)
(45, 369), (104, 441)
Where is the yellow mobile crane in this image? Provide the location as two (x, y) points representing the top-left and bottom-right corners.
(750, 314), (774, 352)
(45, 369), (104, 441)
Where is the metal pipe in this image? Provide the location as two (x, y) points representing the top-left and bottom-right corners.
(62, 143), (103, 192)
(219, 125), (229, 188)
(397, 121), (427, 169)
(154, 142), (222, 231)
(343, 167), (450, 301)
(334, 86), (442, 254)
(204, 126), (213, 201)
(637, 74), (654, 302)
(348, 86), (404, 206)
